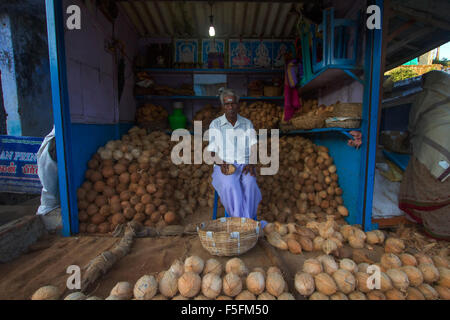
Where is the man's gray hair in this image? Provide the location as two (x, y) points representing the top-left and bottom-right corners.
(218, 88), (240, 106)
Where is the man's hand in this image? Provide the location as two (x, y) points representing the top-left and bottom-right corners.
(220, 163), (229, 175)
(242, 164), (257, 177)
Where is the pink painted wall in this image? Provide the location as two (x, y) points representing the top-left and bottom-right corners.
(63, 0), (137, 124)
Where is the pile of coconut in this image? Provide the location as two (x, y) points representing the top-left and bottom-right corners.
(31, 257), (295, 300)
(77, 127), (218, 233)
(256, 135), (349, 225)
(294, 250), (449, 300)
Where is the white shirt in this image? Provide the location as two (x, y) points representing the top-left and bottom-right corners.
(207, 114), (258, 164)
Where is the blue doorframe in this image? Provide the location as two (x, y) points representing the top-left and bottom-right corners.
(45, 0), (78, 236)
(359, 0), (384, 231)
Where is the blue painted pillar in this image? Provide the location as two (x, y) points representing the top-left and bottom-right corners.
(358, 0), (384, 231)
(45, 0), (78, 236)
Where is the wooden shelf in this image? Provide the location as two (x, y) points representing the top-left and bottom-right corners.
(281, 127), (360, 139)
(298, 66), (364, 95)
(139, 68), (284, 74)
(135, 95), (284, 101)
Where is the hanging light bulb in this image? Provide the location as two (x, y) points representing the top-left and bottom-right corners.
(208, 2), (215, 37)
(209, 25), (215, 37)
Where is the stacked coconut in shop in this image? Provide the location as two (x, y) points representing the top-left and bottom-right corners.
(256, 135), (348, 225)
(76, 125), (351, 232)
(77, 127), (217, 233)
(31, 257), (296, 300)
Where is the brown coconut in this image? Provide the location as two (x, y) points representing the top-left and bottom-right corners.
(333, 269), (356, 294)
(133, 275), (157, 300)
(266, 272), (285, 297)
(433, 256), (449, 269)
(321, 239), (338, 255)
(314, 273), (337, 296)
(110, 282), (133, 300)
(415, 253), (434, 265)
(367, 290), (386, 300)
(201, 273), (222, 299)
(355, 272), (371, 293)
(348, 291), (367, 300)
(159, 271), (179, 298)
(399, 253), (418, 266)
(184, 256), (204, 274)
(235, 290), (256, 300)
(436, 267), (449, 288)
(401, 266), (424, 287)
(223, 273), (242, 297)
(381, 253), (402, 270)
(278, 292), (295, 300)
(31, 286), (61, 300)
(434, 285), (450, 300)
(203, 258), (222, 276)
(178, 272), (201, 298)
(384, 238), (405, 254)
(418, 283), (439, 300)
(246, 272), (265, 295)
(294, 272), (315, 297)
(358, 263), (370, 273)
(225, 258), (248, 277)
(330, 292), (349, 300)
(406, 287), (426, 300)
(386, 269), (409, 291)
(303, 258), (323, 276)
(385, 288), (406, 300)
(168, 259), (184, 278)
(340, 258), (358, 274)
(317, 255), (339, 275)
(380, 272), (394, 292)
(309, 292), (330, 300)
(418, 263), (440, 284)
(258, 292), (276, 300)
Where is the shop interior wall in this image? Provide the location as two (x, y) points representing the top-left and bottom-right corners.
(63, 0), (137, 189)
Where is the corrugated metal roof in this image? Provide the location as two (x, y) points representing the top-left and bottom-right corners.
(117, 0), (450, 71)
(117, 1), (301, 38)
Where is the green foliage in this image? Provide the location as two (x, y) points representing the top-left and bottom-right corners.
(433, 58), (449, 66)
(388, 68), (419, 82)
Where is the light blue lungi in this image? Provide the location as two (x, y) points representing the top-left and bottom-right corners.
(212, 163), (267, 229)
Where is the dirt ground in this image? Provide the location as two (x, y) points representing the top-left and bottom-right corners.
(0, 206), (386, 300)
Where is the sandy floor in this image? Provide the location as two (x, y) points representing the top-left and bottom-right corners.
(0, 206), (386, 300)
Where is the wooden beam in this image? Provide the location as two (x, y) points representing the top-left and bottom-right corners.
(391, 4), (450, 31)
(387, 27), (433, 55)
(387, 19), (415, 42)
(386, 37), (450, 70)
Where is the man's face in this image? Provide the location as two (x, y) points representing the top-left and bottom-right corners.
(223, 95), (239, 119)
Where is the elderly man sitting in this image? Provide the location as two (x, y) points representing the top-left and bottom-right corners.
(207, 88), (267, 228)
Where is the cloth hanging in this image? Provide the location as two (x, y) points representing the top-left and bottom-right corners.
(283, 59), (301, 121)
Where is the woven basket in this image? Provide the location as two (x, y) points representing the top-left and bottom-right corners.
(325, 118), (361, 129)
(291, 115), (325, 130)
(197, 217), (261, 256)
(331, 103), (362, 118)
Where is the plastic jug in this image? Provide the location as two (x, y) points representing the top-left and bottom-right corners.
(169, 103), (187, 130)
